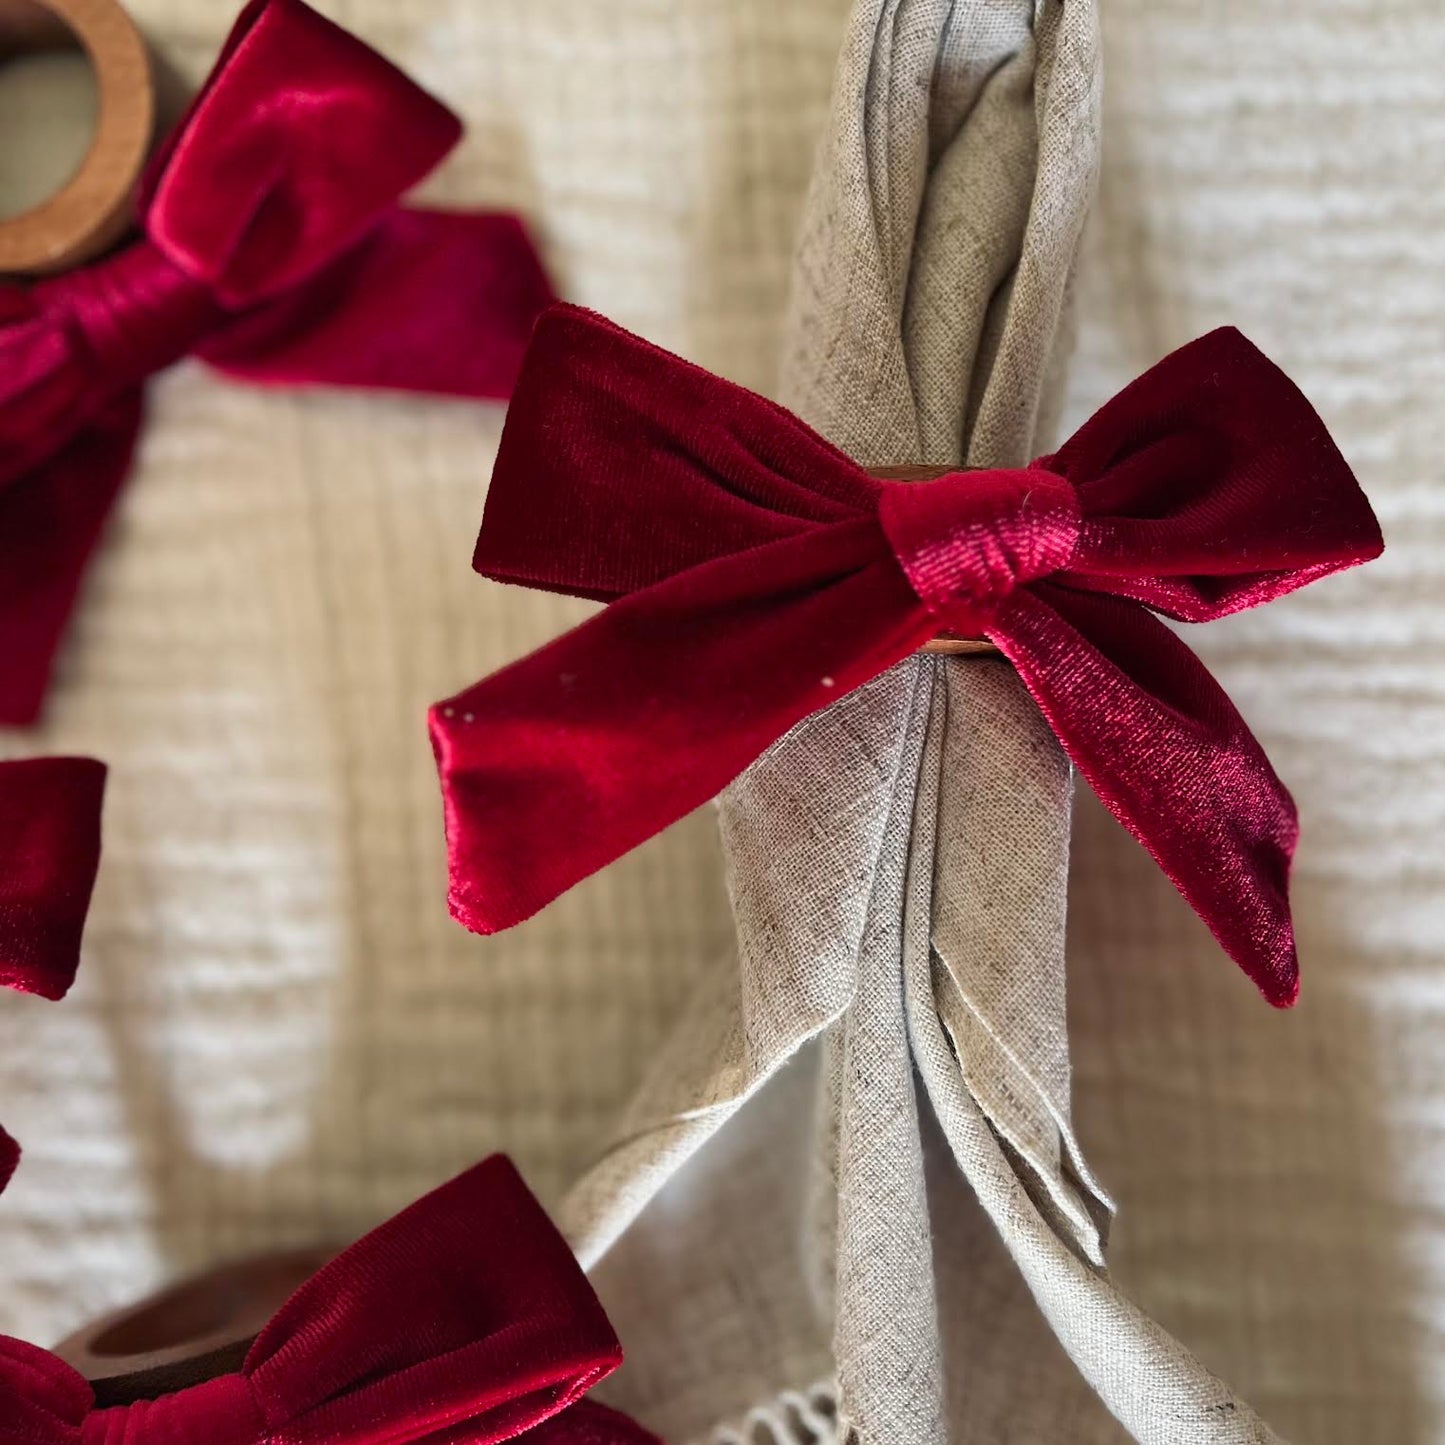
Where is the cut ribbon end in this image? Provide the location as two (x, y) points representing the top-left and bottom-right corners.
(0, 757), (107, 1002)
(446, 890), (506, 938)
(1249, 928), (1301, 1009)
(1271, 968), (1302, 1010)
(429, 699), (531, 938)
(0, 1129), (18, 1194)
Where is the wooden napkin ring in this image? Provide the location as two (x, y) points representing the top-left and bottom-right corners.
(50, 1248), (332, 1406)
(866, 464), (1000, 657)
(0, 0), (154, 276)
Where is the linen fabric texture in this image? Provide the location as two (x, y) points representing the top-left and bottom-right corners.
(433, 305), (1379, 1007)
(0, 0), (554, 727)
(0, 1156), (658, 1445)
(555, 2), (1293, 1441)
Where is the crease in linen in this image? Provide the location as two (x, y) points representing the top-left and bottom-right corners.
(563, 2), (1285, 1441)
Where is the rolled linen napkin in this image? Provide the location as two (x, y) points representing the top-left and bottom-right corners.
(543, 2), (1298, 1441)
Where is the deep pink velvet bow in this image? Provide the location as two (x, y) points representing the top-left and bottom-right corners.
(0, 0), (555, 726)
(430, 306), (1384, 1006)
(0, 756), (106, 1190)
(0, 1156), (658, 1445)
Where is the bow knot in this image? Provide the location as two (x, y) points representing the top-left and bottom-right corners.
(877, 467), (1080, 623)
(136, 0), (461, 308)
(34, 247), (216, 388)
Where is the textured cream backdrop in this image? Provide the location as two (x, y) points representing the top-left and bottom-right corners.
(1, 4), (1442, 1444)
(1066, 6), (1445, 1442)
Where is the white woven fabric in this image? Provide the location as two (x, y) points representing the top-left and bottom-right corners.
(3, 3), (1444, 1444)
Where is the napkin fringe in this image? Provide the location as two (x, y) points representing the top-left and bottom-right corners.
(694, 1380), (843, 1445)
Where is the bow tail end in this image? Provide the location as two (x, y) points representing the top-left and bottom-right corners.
(0, 756), (108, 1002)
(0, 401), (143, 727)
(0, 755), (107, 1199)
(992, 587), (1303, 1008)
(0, 1129), (17, 1195)
(428, 528), (934, 939)
(429, 696), (545, 936)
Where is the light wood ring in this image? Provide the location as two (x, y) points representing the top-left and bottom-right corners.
(0, 0), (154, 275)
(866, 463), (1001, 658)
(50, 1248), (333, 1405)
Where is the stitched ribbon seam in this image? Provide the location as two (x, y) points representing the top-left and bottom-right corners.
(430, 305), (1383, 1007)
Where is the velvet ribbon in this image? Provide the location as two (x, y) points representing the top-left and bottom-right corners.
(0, 1155), (659, 1445)
(0, 0), (555, 726)
(430, 306), (1383, 1007)
(0, 756), (106, 1190)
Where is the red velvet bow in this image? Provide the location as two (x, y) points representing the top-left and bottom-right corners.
(0, 0), (555, 726)
(0, 1156), (658, 1445)
(430, 306), (1383, 1007)
(0, 756), (106, 1190)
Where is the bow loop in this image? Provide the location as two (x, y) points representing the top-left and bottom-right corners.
(877, 468), (1079, 624)
(139, 0), (462, 308)
(0, 1336), (92, 1445)
(243, 1156), (620, 1442)
(1052, 327), (1383, 620)
(477, 306), (876, 603)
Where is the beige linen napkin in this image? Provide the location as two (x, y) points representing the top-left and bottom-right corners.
(565, 3), (1284, 1442)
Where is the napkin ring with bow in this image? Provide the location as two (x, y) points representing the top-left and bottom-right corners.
(0, 764), (657, 1445)
(430, 303), (1383, 1006)
(0, 0), (556, 727)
